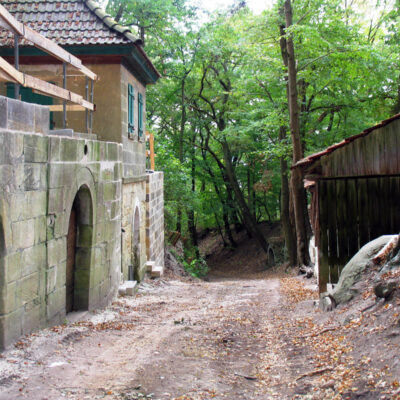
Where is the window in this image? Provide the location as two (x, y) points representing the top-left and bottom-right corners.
(138, 92), (143, 139)
(128, 83), (135, 137)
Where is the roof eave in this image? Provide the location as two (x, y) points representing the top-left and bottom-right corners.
(293, 112), (400, 170)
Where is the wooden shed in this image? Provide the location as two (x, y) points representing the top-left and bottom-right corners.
(295, 114), (400, 292)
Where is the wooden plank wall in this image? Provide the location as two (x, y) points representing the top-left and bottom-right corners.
(318, 176), (400, 292)
(320, 120), (400, 178)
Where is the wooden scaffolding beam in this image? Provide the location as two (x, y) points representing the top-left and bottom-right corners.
(0, 4), (97, 81)
(0, 3), (96, 114)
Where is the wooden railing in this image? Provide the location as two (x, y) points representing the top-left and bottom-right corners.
(146, 132), (155, 170)
(0, 4), (97, 130)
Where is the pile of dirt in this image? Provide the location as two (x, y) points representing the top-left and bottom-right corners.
(299, 234), (400, 399)
(163, 242), (194, 281)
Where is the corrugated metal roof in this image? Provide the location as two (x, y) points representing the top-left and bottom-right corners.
(0, 0), (141, 47)
(294, 113), (400, 169)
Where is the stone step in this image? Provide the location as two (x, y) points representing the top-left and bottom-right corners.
(151, 266), (163, 278)
(118, 280), (138, 296)
(146, 261), (156, 272)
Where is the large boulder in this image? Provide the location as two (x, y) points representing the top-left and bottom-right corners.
(322, 235), (397, 308)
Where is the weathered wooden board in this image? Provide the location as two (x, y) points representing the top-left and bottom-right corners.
(336, 179), (348, 267)
(346, 179), (358, 266)
(318, 180), (329, 293)
(357, 178), (369, 247)
(319, 124), (400, 178)
(327, 180), (339, 283)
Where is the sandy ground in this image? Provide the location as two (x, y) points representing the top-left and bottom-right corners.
(0, 276), (285, 400)
(1, 268), (400, 400)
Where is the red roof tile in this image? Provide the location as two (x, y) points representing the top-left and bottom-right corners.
(0, 0), (140, 47)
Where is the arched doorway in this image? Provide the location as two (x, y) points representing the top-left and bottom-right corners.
(66, 205), (77, 312)
(132, 207), (141, 281)
(66, 186), (93, 312)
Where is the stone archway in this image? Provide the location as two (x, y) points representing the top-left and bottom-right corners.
(66, 185), (93, 312)
(132, 206), (141, 281)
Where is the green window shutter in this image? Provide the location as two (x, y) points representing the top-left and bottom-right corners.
(6, 83), (15, 98)
(128, 84), (135, 137)
(138, 92), (143, 138)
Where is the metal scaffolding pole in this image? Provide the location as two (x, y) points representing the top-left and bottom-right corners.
(14, 33), (19, 100)
(63, 62), (67, 128)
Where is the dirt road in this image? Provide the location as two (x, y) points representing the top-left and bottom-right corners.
(0, 276), (293, 400)
(0, 273), (399, 400)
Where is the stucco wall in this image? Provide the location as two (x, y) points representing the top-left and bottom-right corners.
(121, 64), (146, 179)
(0, 96), (122, 349)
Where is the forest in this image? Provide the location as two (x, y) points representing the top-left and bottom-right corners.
(106, 0), (399, 272)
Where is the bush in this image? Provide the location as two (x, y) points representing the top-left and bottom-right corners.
(182, 257), (209, 278)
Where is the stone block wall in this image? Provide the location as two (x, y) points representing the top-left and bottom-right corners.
(0, 96), (122, 349)
(121, 179), (147, 282)
(146, 171), (164, 268)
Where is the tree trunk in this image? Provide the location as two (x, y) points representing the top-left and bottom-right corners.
(176, 79), (187, 234)
(199, 136), (237, 248)
(214, 212), (227, 247)
(221, 139), (269, 253)
(279, 126), (297, 266)
(284, 0), (310, 266)
(139, 26), (145, 45)
(187, 133), (199, 257)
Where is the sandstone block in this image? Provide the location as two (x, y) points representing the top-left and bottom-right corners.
(21, 244), (46, 277)
(20, 272), (39, 304)
(7, 98), (35, 133)
(0, 308), (23, 350)
(24, 135), (48, 163)
(4, 252), (22, 284)
(0, 281), (17, 314)
(34, 105), (49, 135)
(12, 219), (35, 249)
(60, 138), (81, 162)
(46, 288), (65, 320)
(23, 163), (47, 190)
(47, 238), (66, 267)
(46, 266), (57, 295)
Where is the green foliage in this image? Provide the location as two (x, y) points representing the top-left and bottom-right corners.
(105, 0), (400, 249)
(169, 246), (209, 278)
(181, 256), (209, 278)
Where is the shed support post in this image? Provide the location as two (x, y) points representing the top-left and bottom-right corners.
(13, 33), (19, 100)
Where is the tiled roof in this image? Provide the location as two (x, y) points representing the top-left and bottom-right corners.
(0, 0), (141, 47)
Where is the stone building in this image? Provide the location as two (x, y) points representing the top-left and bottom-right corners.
(0, 0), (164, 349)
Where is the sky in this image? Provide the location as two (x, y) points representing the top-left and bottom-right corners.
(190, 0), (274, 15)
(99, 0), (274, 16)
